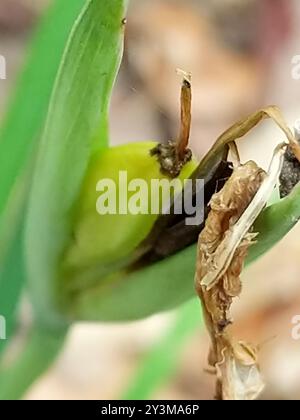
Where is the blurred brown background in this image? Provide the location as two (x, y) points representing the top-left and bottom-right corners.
(1, 0), (300, 400)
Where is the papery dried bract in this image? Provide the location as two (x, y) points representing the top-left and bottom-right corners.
(195, 161), (266, 400)
(196, 161), (265, 308)
(217, 340), (265, 401)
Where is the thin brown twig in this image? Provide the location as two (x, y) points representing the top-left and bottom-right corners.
(176, 69), (192, 160)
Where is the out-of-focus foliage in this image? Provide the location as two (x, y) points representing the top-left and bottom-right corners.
(0, 0), (86, 356)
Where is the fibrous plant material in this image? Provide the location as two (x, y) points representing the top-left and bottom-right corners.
(195, 159), (266, 400)
(195, 111), (300, 400)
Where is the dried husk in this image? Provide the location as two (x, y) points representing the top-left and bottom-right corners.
(195, 161), (266, 400)
(193, 105), (300, 400)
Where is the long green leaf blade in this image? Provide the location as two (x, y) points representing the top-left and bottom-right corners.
(26, 0), (127, 328)
(0, 0), (86, 218)
(0, 0), (86, 355)
(248, 181), (300, 263)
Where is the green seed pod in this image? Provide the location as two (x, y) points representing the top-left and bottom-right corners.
(64, 142), (197, 273)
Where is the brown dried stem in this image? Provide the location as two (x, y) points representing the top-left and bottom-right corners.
(150, 70), (192, 178)
(176, 70), (192, 160)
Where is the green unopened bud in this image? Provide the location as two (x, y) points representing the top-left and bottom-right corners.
(62, 141), (198, 279)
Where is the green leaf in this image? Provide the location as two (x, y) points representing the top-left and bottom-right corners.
(0, 0), (86, 225)
(248, 180), (300, 263)
(0, 0), (127, 399)
(72, 244), (198, 321)
(0, 0), (86, 354)
(25, 0), (127, 329)
(0, 225), (25, 356)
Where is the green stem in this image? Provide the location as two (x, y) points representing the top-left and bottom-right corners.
(248, 180), (300, 263)
(0, 326), (68, 400)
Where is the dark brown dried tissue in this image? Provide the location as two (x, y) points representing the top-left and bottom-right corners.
(194, 111), (300, 400)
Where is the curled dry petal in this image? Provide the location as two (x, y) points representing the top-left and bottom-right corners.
(195, 160), (265, 333)
(195, 144), (287, 400)
(195, 160), (265, 400)
(216, 340), (265, 401)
